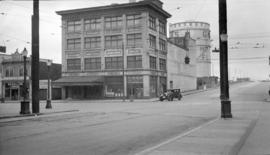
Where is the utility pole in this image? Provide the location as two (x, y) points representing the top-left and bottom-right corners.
(32, 0), (40, 114)
(219, 0), (232, 118)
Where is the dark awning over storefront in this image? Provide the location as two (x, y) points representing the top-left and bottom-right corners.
(53, 76), (104, 86)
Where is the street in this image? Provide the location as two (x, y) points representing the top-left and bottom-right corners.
(0, 81), (269, 155)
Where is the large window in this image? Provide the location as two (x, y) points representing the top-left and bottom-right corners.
(84, 18), (101, 31)
(19, 67), (23, 76)
(159, 20), (166, 34)
(105, 35), (122, 49)
(85, 57), (101, 70)
(105, 57), (123, 69)
(149, 56), (156, 69)
(84, 37), (101, 49)
(67, 38), (81, 50)
(105, 16), (122, 30)
(127, 55), (142, 68)
(159, 38), (166, 51)
(127, 14), (141, 27)
(159, 58), (166, 71)
(67, 59), (81, 71)
(127, 33), (142, 47)
(149, 34), (156, 49)
(150, 76), (157, 97)
(67, 20), (81, 32)
(149, 15), (156, 30)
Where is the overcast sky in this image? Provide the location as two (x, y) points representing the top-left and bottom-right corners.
(0, 0), (269, 80)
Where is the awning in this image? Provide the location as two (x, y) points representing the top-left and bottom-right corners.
(53, 76), (104, 86)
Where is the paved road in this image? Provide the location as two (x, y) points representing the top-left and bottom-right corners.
(0, 82), (267, 155)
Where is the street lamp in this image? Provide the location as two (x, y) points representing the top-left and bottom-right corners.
(46, 60), (52, 109)
(20, 47), (30, 114)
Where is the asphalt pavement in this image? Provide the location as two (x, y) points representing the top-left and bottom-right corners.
(0, 81), (269, 155)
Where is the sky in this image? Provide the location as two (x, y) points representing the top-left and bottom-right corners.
(0, 0), (269, 80)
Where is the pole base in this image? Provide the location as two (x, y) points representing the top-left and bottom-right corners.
(46, 100), (52, 109)
(20, 101), (30, 114)
(221, 99), (232, 118)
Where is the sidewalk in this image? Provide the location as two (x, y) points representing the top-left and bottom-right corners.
(137, 110), (258, 155)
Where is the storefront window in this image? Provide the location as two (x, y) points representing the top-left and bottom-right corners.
(105, 76), (123, 97)
(150, 76), (157, 97)
(160, 77), (167, 94)
(127, 76), (143, 98)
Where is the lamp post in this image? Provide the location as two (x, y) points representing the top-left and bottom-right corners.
(46, 60), (52, 109)
(219, 0), (232, 118)
(20, 47), (30, 114)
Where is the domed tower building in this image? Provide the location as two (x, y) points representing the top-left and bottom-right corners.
(169, 21), (212, 89)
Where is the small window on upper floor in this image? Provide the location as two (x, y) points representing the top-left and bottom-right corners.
(127, 14), (141, 27)
(159, 20), (166, 35)
(67, 20), (81, 33)
(105, 16), (122, 30)
(84, 18), (101, 31)
(149, 15), (156, 31)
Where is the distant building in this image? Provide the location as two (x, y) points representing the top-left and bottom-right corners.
(167, 32), (197, 91)
(0, 50), (62, 101)
(169, 21), (213, 89)
(0, 53), (12, 99)
(56, 0), (171, 99)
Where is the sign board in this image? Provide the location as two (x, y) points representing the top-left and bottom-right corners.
(128, 48), (141, 55)
(105, 49), (122, 56)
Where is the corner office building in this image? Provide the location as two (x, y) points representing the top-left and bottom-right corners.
(55, 0), (171, 99)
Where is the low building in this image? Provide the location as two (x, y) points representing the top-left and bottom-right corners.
(169, 21), (218, 89)
(0, 50), (62, 101)
(167, 32), (197, 91)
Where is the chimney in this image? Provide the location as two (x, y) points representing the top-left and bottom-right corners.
(144, 0), (163, 8)
(129, 0), (136, 3)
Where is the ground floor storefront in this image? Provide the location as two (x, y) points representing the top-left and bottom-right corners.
(1, 80), (61, 101)
(54, 75), (167, 100)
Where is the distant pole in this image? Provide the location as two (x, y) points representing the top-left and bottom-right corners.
(122, 42), (125, 102)
(32, 0), (40, 114)
(219, 0), (232, 118)
(46, 60), (52, 109)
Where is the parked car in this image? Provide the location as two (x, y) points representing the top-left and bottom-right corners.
(159, 89), (182, 101)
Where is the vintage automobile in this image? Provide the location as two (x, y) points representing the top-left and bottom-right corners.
(159, 89), (182, 101)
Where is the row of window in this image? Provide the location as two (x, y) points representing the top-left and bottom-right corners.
(4, 67), (24, 77)
(66, 56), (166, 71)
(66, 34), (166, 50)
(67, 15), (166, 35)
(67, 15), (142, 32)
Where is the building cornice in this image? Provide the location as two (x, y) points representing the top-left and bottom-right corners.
(56, 1), (171, 18)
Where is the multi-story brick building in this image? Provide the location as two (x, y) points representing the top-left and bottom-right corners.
(55, 0), (171, 99)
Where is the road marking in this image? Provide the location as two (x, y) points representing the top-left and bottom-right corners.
(135, 117), (219, 155)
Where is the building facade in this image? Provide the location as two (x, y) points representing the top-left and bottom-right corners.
(169, 21), (211, 78)
(0, 50), (62, 101)
(167, 32), (197, 91)
(56, 0), (171, 99)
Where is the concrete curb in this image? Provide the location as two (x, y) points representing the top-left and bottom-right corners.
(0, 110), (79, 122)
